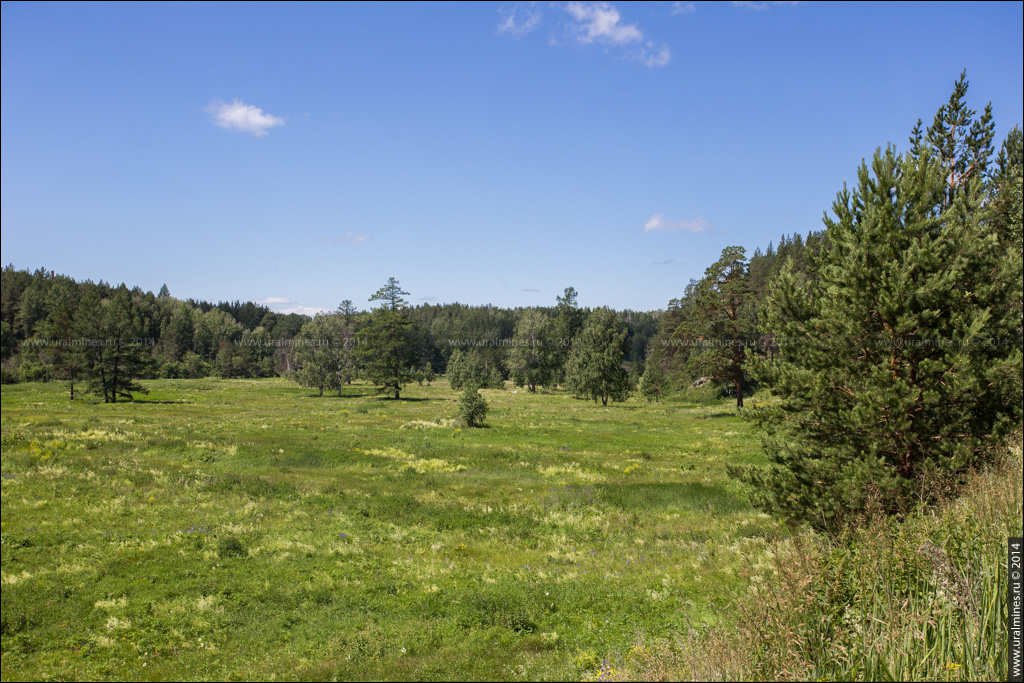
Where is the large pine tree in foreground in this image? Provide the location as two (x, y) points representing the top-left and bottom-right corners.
(732, 75), (1023, 529)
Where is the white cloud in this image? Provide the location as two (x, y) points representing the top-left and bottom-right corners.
(643, 214), (713, 234)
(643, 44), (672, 67)
(256, 297), (326, 317)
(498, 3), (541, 37)
(562, 3), (670, 66)
(522, 287), (541, 292)
(322, 232), (371, 247)
(280, 305), (327, 316)
(565, 2), (642, 45)
(206, 99), (285, 137)
(671, 2), (696, 15)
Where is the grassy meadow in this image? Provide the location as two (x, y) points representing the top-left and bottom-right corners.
(0, 379), (780, 681)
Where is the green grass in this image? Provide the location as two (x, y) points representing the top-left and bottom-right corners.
(0, 379), (777, 681)
(587, 431), (1023, 682)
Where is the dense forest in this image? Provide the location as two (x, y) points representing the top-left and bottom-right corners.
(0, 236), (813, 399)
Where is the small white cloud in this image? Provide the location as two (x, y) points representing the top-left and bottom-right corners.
(256, 297), (326, 316)
(671, 2), (696, 14)
(653, 258), (675, 265)
(206, 99), (285, 137)
(280, 305), (328, 316)
(498, 3), (542, 37)
(565, 2), (642, 45)
(419, 296), (440, 302)
(643, 214), (713, 234)
(643, 44), (672, 67)
(522, 288), (541, 293)
(322, 232), (371, 247)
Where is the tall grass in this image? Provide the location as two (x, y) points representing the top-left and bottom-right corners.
(593, 429), (1023, 681)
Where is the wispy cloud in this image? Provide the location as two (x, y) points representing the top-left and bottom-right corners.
(498, 2), (670, 67)
(522, 288), (541, 293)
(732, 1), (799, 10)
(419, 296), (439, 302)
(671, 2), (696, 15)
(206, 99), (285, 137)
(563, 3), (671, 67)
(322, 232), (371, 247)
(565, 2), (642, 45)
(280, 305), (327, 316)
(653, 258), (675, 265)
(497, 3), (541, 37)
(256, 297), (326, 317)
(643, 213), (713, 234)
(643, 44), (672, 67)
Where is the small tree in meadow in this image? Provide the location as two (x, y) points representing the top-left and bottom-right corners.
(457, 384), (489, 428)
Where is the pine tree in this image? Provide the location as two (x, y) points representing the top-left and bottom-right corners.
(456, 383), (489, 428)
(639, 350), (667, 403)
(732, 137), (1022, 528)
(83, 286), (151, 403)
(551, 286), (584, 384)
(565, 307), (630, 406)
(39, 277), (86, 398)
(688, 246), (752, 408)
(354, 278), (416, 399)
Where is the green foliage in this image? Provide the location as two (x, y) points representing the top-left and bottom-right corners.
(735, 78), (1023, 529)
(686, 246), (753, 408)
(354, 278), (416, 399)
(79, 286), (151, 403)
(508, 309), (553, 392)
(550, 286), (584, 384)
(292, 314), (347, 396)
(639, 352), (666, 403)
(456, 384), (489, 427)
(565, 307), (631, 406)
(446, 348), (504, 390)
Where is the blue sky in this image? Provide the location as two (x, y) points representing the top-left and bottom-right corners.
(2, 1), (1022, 314)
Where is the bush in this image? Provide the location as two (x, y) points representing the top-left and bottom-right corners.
(457, 384), (488, 428)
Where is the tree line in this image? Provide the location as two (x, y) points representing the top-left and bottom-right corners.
(0, 269), (659, 401)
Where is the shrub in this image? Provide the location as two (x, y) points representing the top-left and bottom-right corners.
(457, 384), (488, 428)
